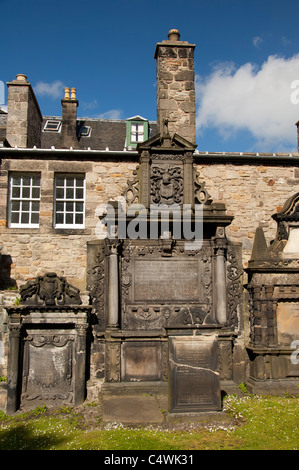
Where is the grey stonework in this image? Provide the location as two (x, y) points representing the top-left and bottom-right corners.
(0, 29), (298, 418)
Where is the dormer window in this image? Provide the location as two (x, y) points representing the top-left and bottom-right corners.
(126, 116), (149, 149)
(131, 123), (144, 142)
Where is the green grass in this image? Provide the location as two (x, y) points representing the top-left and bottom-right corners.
(0, 395), (298, 450)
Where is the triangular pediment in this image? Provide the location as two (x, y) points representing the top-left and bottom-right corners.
(137, 132), (197, 152)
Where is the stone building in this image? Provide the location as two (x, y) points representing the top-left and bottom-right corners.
(0, 30), (298, 420)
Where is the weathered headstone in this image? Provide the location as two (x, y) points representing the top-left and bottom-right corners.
(168, 334), (221, 412)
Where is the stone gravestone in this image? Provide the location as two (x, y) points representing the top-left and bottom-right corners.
(168, 334), (221, 412)
(6, 273), (91, 414)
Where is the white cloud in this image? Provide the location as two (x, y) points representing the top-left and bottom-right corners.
(196, 55), (299, 151)
(253, 36), (263, 49)
(34, 80), (65, 99)
(95, 109), (122, 120)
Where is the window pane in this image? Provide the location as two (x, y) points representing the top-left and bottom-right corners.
(31, 213), (39, 225)
(11, 212), (20, 224)
(32, 187), (40, 199)
(21, 212), (29, 224)
(32, 202), (40, 212)
(75, 178), (84, 188)
(32, 176), (40, 187)
(66, 188), (74, 199)
(22, 187), (30, 199)
(56, 202), (64, 212)
(56, 212), (63, 225)
(66, 213), (73, 225)
(66, 202), (73, 212)
(56, 187), (64, 199)
(11, 201), (20, 212)
(56, 176), (65, 187)
(66, 177), (74, 187)
(75, 213), (83, 225)
(76, 202), (84, 212)
(12, 175), (21, 186)
(12, 186), (20, 198)
(22, 176), (30, 186)
(22, 201), (30, 212)
(76, 188), (84, 199)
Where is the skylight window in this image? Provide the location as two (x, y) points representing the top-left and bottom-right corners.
(79, 126), (91, 137)
(43, 120), (61, 132)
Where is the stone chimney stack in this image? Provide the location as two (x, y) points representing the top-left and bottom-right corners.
(6, 74), (42, 148)
(155, 29), (196, 145)
(60, 87), (79, 148)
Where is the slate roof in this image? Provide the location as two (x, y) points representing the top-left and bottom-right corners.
(0, 111), (159, 151)
(41, 116), (159, 151)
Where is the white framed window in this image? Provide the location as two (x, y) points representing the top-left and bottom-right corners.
(43, 120), (61, 132)
(54, 174), (85, 228)
(8, 173), (41, 228)
(79, 126), (91, 137)
(130, 123), (144, 142)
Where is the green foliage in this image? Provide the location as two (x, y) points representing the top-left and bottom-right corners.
(238, 382), (248, 394)
(0, 396), (298, 450)
(0, 377), (7, 383)
(13, 297), (21, 306)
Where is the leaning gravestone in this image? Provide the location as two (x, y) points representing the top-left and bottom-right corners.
(168, 334), (221, 412)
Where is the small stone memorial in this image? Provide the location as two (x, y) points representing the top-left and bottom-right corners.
(168, 334), (221, 412)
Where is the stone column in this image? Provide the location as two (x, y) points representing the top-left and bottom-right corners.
(214, 228), (228, 324)
(74, 321), (89, 406)
(6, 324), (21, 415)
(139, 151), (151, 208)
(107, 242), (119, 328)
(183, 151), (194, 207)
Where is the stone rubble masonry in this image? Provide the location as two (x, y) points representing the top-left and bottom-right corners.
(155, 34), (196, 145)
(0, 158), (138, 291)
(5, 75), (42, 148)
(0, 155), (298, 291)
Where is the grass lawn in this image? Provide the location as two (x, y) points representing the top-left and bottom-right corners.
(0, 394), (298, 450)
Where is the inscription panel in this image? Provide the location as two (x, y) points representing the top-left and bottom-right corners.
(277, 302), (299, 345)
(133, 259), (200, 302)
(169, 335), (221, 412)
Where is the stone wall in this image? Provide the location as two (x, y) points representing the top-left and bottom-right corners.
(195, 159), (299, 269)
(0, 154), (298, 290)
(0, 156), (138, 291)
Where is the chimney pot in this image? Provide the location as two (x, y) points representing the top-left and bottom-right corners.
(71, 88), (77, 100)
(16, 73), (28, 82)
(168, 29), (180, 41)
(64, 87), (70, 100)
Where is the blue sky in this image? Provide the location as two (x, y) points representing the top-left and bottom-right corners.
(1, 0), (299, 152)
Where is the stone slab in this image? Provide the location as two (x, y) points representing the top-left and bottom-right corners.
(102, 384), (168, 424)
(168, 334), (221, 413)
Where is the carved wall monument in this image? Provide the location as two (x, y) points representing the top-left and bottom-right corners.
(247, 193), (299, 394)
(6, 273), (91, 414)
(87, 128), (244, 417)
